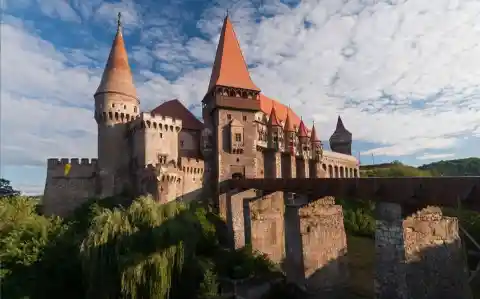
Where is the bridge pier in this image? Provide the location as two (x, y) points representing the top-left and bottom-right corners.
(375, 203), (472, 299)
(284, 193), (349, 297)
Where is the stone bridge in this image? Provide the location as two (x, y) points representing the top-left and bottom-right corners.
(219, 177), (480, 299)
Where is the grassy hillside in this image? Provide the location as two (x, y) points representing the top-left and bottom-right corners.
(360, 157), (480, 177)
(418, 157), (480, 176)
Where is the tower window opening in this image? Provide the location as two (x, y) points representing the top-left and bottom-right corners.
(124, 104), (127, 109)
(160, 133), (163, 138)
(134, 106), (137, 112)
(235, 133), (242, 142)
(227, 114), (232, 120)
(243, 115), (247, 121)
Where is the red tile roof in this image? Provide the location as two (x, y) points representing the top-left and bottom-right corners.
(298, 119), (308, 137)
(207, 16), (260, 93)
(311, 123), (320, 142)
(268, 105), (281, 127)
(95, 28), (137, 99)
(259, 94), (301, 128)
(151, 99), (203, 131)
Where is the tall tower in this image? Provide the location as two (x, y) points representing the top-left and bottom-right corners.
(202, 15), (261, 201)
(94, 13), (139, 197)
(329, 116), (352, 155)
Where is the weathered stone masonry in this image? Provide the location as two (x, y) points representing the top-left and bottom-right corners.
(375, 202), (472, 299)
(222, 182), (473, 298)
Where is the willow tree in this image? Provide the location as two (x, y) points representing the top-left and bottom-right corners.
(80, 196), (219, 299)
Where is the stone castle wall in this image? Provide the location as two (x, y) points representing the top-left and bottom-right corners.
(178, 157), (204, 202)
(43, 158), (98, 217)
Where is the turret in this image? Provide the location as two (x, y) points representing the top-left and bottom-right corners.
(284, 108), (296, 154)
(310, 122), (323, 161)
(94, 13), (139, 196)
(329, 116), (352, 155)
(267, 105), (283, 150)
(297, 118), (309, 157)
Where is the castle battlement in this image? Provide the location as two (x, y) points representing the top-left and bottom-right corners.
(129, 112), (183, 131)
(47, 158), (98, 167)
(46, 157), (97, 179)
(179, 157), (204, 175)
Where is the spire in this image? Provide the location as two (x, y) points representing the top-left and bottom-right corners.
(284, 107), (295, 132)
(298, 118), (308, 137)
(268, 105), (281, 127)
(334, 116), (351, 134)
(311, 122), (320, 143)
(95, 12), (137, 100)
(207, 15), (260, 93)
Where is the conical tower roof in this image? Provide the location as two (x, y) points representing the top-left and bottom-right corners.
(298, 119), (308, 137)
(268, 105), (281, 127)
(284, 108), (295, 132)
(330, 116), (352, 143)
(332, 116), (351, 135)
(311, 123), (321, 143)
(95, 13), (137, 100)
(207, 15), (260, 93)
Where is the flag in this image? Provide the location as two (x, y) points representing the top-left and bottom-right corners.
(64, 163), (72, 176)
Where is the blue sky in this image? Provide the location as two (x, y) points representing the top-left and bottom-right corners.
(2, 0), (480, 195)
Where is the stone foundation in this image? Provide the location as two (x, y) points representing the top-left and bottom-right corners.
(374, 202), (408, 299)
(403, 207), (472, 299)
(285, 195), (348, 296)
(375, 203), (472, 299)
(248, 191), (285, 263)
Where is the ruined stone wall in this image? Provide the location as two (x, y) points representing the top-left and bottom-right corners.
(248, 192), (285, 263)
(403, 207), (472, 299)
(375, 203), (472, 299)
(43, 158), (98, 217)
(297, 197), (349, 294)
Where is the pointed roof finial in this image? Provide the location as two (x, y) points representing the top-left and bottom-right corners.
(117, 12), (122, 32)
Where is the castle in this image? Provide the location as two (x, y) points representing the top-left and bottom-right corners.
(42, 15), (359, 216)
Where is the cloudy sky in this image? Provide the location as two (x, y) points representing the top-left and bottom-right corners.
(2, 0), (480, 195)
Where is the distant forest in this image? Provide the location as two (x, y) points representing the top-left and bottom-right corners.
(361, 157), (480, 177)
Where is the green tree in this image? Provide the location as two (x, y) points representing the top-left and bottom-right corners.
(0, 178), (20, 197)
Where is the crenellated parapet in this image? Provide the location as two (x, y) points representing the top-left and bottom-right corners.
(43, 157), (99, 217)
(46, 158), (98, 178)
(129, 112), (182, 132)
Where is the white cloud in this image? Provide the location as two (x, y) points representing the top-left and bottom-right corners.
(3, 0), (480, 193)
(416, 153), (456, 161)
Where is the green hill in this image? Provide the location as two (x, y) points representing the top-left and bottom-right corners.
(360, 161), (432, 177)
(360, 157), (480, 177)
(418, 157), (480, 176)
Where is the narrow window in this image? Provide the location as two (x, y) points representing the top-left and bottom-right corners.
(227, 114), (232, 120)
(235, 133), (242, 142)
(243, 115), (247, 121)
